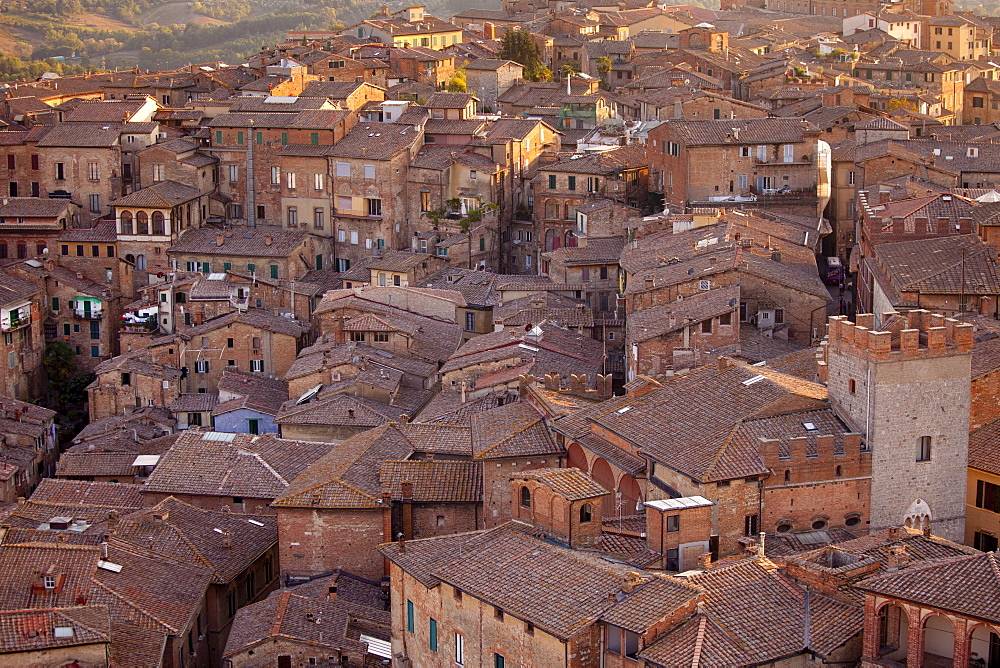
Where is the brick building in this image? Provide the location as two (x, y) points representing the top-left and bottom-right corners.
(648, 117), (832, 217)
(328, 122), (424, 269)
(532, 146), (648, 254)
(146, 309), (310, 395)
(0, 198), (77, 259)
(0, 271), (45, 401)
(87, 349), (182, 422)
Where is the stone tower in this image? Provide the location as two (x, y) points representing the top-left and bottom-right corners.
(823, 310), (973, 542)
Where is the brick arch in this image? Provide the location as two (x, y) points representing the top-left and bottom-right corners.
(566, 442), (589, 474)
(592, 458), (615, 493)
(617, 473), (642, 514)
(922, 613), (955, 662)
(968, 622), (1000, 663)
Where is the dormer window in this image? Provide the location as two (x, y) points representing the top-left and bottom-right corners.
(43, 575), (56, 589)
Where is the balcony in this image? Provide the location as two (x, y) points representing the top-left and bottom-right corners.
(1, 315), (31, 333)
(754, 157), (814, 166)
(74, 309), (104, 320)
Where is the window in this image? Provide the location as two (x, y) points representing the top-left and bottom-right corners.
(367, 198), (382, 217)
(976, 480), (1000, 513)
(287, 206), (298, 228)
(701, 319), (712, 334)
(720, 312), (732, 326)
(429, 618), (438, 651)
(270, 166), (280, 185)
(314, 173), (324, 191)
(568, 175), (576, 191)
(43, 575), (56, 589)
(255, 131), (263, 145)
(310, 132), (319, 145)
(745, 514), (759, 536)
(89, 194), (101, 213)
(580, 503), (592, 523)
(336, 162), (351, 177)
(526, 623), (534, 635)
(313, 208), (324, 229)
(373, 332), (389, 343)
(740, 146), (751, 157)
(152, 164), (165, 182)
(195, 361), (209, 374)
(520, 486), (531, 507)
(782, 144), (794, 163)
(812, 519), (827, 530)
(251, 360), (264, 372)
(494, 654), (505, 668)
(548, 174), (557, 189)
(975, 531), (999, 552)
(420, 191), (431, 212)
(287, 172), (296, 189)
(405, 599), (414, 632)
(237, 131), (244, 145)
(363, 164), (376, 179)
(87, 162), (100, 181)
(229, 165), (238, 183)
(465, 312), (475, 332)
(917, 436), (932, 462)
(454, 633), (465, 665)
(90, 321), (100, 340)
(91, 345), (100, 358)
(774, 308), (784, 325)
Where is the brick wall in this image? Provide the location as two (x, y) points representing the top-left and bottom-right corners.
(277, 507), (386, 581)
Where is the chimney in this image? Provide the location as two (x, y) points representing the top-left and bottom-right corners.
(107, 509), (119, 534)
(265, 235), (273, 246)
(757, 531), (766, 558)
(700, 552), (712, 570)
(221, 529), (232, 549)
(886, 545), (905, 571)
(401, 481), (414, 501)
(216, 233), (225, 247)
(397, 532), (406, 553)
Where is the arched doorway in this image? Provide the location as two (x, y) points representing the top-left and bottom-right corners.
(567, 442), (589, 473)
(969, 625), (1000, 667)
(876, 604), (909, 663)
(923, 614), (955, 664)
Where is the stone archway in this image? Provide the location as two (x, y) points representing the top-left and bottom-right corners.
(617, 473), (643, 515)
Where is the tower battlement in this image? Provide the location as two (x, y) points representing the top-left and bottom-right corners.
(825, 310), (973, 364)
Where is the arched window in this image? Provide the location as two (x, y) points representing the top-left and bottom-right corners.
(784, 469), (790, 483)
(125, 254), (135, 265)
(520, 486), (531, 508)
(120, 210), (133, 235)
(544, 200), (559, 219)
(136, 211), (149, 235)
(136, 255), (147, 271)
(835, 465), (843, 477)
(579, 503), (592, 523)
(151, 211), (165, 236)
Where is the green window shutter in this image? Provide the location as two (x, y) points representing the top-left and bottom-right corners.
(406, 600), (414, 633)
(311, 132), (319, 145)
(315, 254), (323, 270)
(247, 263), (256, 274)
(63, 323), (70, 336)
(568, 175), (576, 190)
(429, 618), (437, 651)
(223, 262), (232, 271)
(201, 262), (210, 273)
(270, 265), (279, 279)
(215, 130), (223, 144)
(495, 654), (505, 668)
(237, 131), (244, 145)
(256, 131), (263, 145)
(548, 174), (556, 189)
(51, 297), (59, 311)
(479, 237), (485, 251)
(281, 132), (288, 145)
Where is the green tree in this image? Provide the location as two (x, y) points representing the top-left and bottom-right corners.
(499, 28), (547, 82)
(447, 68), (466, 92)
(595, 56), (611, 89)
(43, 342), (77, 410)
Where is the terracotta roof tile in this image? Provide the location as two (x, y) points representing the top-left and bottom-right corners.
(380, 460), (482, 502)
